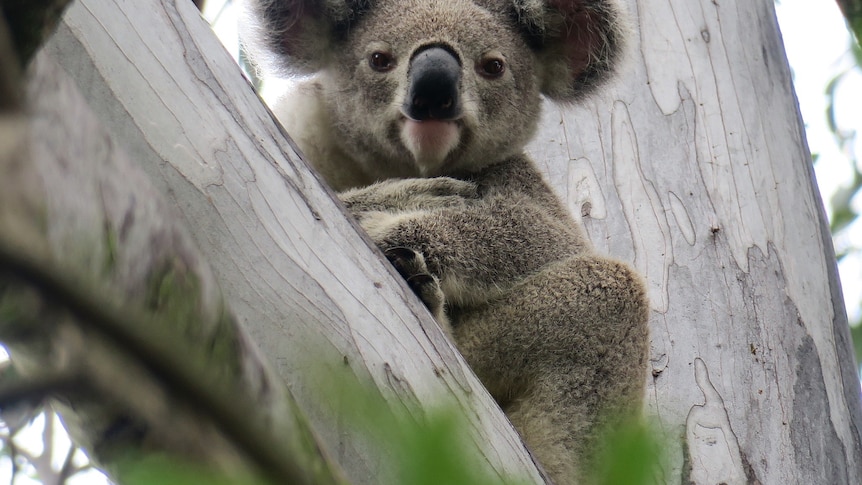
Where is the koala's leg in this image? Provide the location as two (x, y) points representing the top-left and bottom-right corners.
(452, 255), (650, 485)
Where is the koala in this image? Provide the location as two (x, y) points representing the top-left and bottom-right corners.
(241, 0), (650, 483)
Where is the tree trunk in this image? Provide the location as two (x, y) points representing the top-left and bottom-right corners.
(27, 0), (547, 483)
(2, 18), (346, 485)
(4, 0), (860, 484)
(526, 0), (862, 483)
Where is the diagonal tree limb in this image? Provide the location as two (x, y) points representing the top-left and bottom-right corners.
(0, 37), (346, 485)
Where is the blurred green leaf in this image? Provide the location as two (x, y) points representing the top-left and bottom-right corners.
(589, 419), (665, 485)
(312, 363), (665, 485)
(823, 37), (862, 276)
(121, 454), (270, 485)
(311, 363), (530, 485)
(825, 73), (846, 136)
(852, 39), (862, 66)
(850, 18), (862, 48)
(394, 410), (511, 485)
(829, 183), (862, 235)
(852, 322), (862, 367)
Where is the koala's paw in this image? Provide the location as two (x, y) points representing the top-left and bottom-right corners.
(384, 247), (453, 337)
(340, 177), (478, 213)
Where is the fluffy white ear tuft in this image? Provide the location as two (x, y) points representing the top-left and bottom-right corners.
(512, 0), (629, 102)
(238, 0), (371, 77)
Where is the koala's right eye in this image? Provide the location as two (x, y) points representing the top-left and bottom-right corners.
(369, 52), (395, 72)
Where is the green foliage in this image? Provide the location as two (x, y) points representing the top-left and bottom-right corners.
(828, 169), (862, 239)
(392, 409), (512, 485)
(853, 39), (862, 67)
(822, 36), (862, 364)
(96, 347), (669, 484)
(313, 365), (665, 485)
(589, 419), (664, 485)
(842, 2), (862, 47)
(852, 325), (862, 366)
(824, 40), (861, 248)
(114, 371), (667, 485)
(120, 455), (269, 485)
(314, 364), (526, 485)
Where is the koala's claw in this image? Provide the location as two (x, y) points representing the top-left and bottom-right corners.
(384, 247), (447, 323)
(383, 246), (420, 270)
(405, 273), (437, 298)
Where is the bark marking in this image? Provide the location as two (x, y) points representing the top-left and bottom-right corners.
(685, 358), (745, 485)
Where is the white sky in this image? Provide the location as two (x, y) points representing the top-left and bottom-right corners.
(3, 1), (862, 484)
(775, 0), (862, 322)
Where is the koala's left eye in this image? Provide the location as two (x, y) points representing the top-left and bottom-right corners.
(478, 57), (506, 79)
(369, 51), (395, 72)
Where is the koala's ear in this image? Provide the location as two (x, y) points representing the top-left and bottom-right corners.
(513, 0), (628, 102)
(240, 0), (372, 76)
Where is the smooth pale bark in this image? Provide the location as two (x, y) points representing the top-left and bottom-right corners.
(1, 51), (344, 485)
(527, 0), (862, 483)
(22, 0), (862, 484)
(40, 0), (547, 483)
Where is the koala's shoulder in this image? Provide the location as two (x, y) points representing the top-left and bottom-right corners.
(272, 78), (374, 190)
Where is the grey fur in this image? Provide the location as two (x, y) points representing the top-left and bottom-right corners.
(241, 1), (649, 482)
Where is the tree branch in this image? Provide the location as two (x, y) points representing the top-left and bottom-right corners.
(0, 371), (83, 409)
(39, 1), (548, 482)
(0, 35), (346, 485)
(0, 237), (329, 485)
(57, 438), (81, 483)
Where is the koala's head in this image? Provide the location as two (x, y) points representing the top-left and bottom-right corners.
(243, 0), (627, 177)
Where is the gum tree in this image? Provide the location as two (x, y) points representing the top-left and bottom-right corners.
(1, 0), (860, 483)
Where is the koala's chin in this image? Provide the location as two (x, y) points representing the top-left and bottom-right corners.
(399, 119), (461, 175)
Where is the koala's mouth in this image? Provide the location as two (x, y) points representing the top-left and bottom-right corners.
(399, 117), (461, 173)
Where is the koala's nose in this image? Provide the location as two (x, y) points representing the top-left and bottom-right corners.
(404, 46), (462, 121)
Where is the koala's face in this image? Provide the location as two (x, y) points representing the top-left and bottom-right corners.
(321, 0), (543, 177)
(244, 0), (625, 180)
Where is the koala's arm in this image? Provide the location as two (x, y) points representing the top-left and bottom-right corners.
(339, 177), (479, 213)
(342, 159), (594, 306)
(352, 194), (591, 307)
